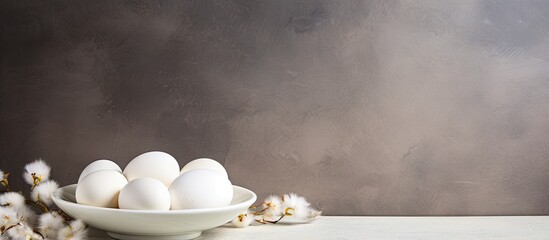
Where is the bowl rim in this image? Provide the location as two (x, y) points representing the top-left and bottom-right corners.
(52, 184), (257, 215)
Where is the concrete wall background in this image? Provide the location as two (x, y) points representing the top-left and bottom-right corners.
(2, 0), (549, 215)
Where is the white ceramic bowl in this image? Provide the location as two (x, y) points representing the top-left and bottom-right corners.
(52, 184), (256, 240)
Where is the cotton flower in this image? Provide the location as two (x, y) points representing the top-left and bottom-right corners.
(231, 210), (254, 228)
(0, 193), (37, 227)
(23, 159), (51, 188)
(69, 219), (86, 233)
(0, 193), (38, 227)
(0, 159), (89, 239)
(4, 223), (43, 240)
(0, 192), (26, 209)
(57, 219), (87, 240)
(31, 180), (59, 205)
(38, 212), (65, 239)
(0, 207), (19, 228)
(262, 195), (283, 218)
(16, 205), (38, 228)
(281, 193), (311, 219)
(248, 193), (321, 224)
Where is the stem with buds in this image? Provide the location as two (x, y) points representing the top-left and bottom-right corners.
(1, 173), (12, 192)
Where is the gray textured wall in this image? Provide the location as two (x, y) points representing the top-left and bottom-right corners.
(2, 0), (549, 215)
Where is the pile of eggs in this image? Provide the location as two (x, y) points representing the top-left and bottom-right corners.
(75, 151), (233, 210)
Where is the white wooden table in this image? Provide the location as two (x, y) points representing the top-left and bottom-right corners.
(89, 216), (549, 239)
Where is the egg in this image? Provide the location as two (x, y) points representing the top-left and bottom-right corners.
(76, 170), (128, 208)
(78, 159), (122, 183)
(180, 158), (228, 179)
(169, 169), (233, 210)
(118, 177), (171, 210)
(123, 151), (180, 186)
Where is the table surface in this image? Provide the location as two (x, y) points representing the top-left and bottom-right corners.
(89, 216), (549, 240)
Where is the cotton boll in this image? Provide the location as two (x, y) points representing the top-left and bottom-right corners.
(31, 180), (59, 205)
(0, 193), (38, 227)
(0, 192), (26, 209)
(5, 224), (42, 240)
(38, 212), (65, 239)
(124, 151), (180, 186)
(17, 206), (38, 228)
(69, 219), (86, 234)
(262, 195), (283, 218)
(281, 193), (311, 219)
(78, 160), (122, 183)
(231, 210), (254, 228)
(57, 219), (87, 240)
(180, 158), (228, 178)
(0, 207), (18, 228)
(76, 170), (128, 208)
(119, 178), (171, 210)
(23, 159), (51, 186)
(169, 169), (233, 210)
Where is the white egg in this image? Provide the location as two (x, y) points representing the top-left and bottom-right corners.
(76, 170), (128, 208)
(118, 177), (171, 211)
(169, 169), (233, 210)
(180, 158), (228, 179)
(78, 159), (122, 183)
(123, 151), (180, 186)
